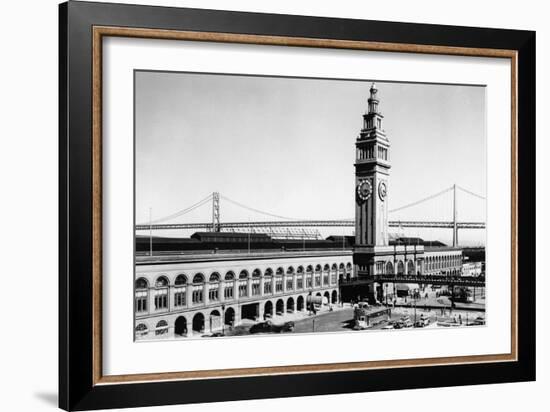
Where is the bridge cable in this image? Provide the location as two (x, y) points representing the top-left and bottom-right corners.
(389, 186), (453, 214)
(220, 194), (302, 221)
(137, 193), (213, 225)
(456, 185), (486, 200)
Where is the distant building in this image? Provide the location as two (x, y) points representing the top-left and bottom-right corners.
(462, 261), (483, 277)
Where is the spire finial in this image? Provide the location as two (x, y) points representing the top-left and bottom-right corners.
(370, 82), (378, 94)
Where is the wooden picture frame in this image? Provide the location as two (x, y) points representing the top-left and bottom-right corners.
(59, 1), (535, 410)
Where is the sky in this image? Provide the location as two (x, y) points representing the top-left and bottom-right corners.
(135, 71), (486, 245)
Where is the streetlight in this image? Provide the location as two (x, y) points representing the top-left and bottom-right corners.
(385, 283), (388, 306)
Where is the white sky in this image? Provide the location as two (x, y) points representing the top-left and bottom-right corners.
(135, 71), (486, 245)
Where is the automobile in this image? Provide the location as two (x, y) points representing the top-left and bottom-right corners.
(414, 316), (431, 328)
(399, 315), (413, 328)
(402, 319), (414, 328)
(471, 316), (485, 326)
(381, 324), (394, 330)
(249, 320), (273, 334)
(393, 322), (404, 329)
(249, 320), (295, 334)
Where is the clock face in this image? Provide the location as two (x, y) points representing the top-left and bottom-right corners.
(378, 181), (387, 201)
(356, 179), (372, 201)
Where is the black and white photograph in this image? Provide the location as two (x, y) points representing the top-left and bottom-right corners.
(133, 72), (487, 341)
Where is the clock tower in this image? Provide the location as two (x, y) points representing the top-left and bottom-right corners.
(354, 83), (390, 276)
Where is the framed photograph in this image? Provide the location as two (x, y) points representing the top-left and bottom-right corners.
(59, 1), (535, 410)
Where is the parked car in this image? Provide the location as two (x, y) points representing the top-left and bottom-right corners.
(414, 316), (431, 328)
(249, 321), (273, 334)
(249, 320), (295, 334)
(402, 319), (414, 328)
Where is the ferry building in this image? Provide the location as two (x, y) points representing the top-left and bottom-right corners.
(134, 84), (463, 339)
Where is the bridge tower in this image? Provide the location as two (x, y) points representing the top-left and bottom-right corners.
(353, 83), (391, 280)
(211, 192), (220, 232)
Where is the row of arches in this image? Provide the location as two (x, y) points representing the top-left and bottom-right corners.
(425, 254), (462, 272)
(377, 259), (417, 275)
(135, 291), (339, 338)
(136, 262), (353, 289)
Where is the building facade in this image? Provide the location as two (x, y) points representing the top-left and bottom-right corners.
(135, 250), (352, 339)
(461, 261), (483, 277)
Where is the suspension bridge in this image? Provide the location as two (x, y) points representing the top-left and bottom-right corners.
(135, 184), (485, 247)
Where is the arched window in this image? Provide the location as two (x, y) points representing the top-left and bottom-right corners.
(238, 270), (248, 297)
(306, 265), (313, 288)
(386, 261), (394, 275)
(208, 273), (221, 301)
(264, 268), (273, 294)
(155, 320), (168, 336)
(135, 277), (148, 289)
(296, 266), (304, 289)
(191, 273), (205, 304)
(135, 278), (148, 313)
(286, 267), (294, 291)
(174, 275), (187, 308)
(154, 276), (169, 310)
(407, 260), (415, 275)
(192, 273), (205, 284)
(224, 271), (235, 299)
(135, 323), (148, 337)
(275, 267), (284, 293)
(251, 269), (261, 295)
(155, 276), (169, 288)
(328, 263), (337, 284)
(322, 264), (330, 286)
(314, 265), (322, 287)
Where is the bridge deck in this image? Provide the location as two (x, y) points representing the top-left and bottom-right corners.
(135, 220), (486, 231)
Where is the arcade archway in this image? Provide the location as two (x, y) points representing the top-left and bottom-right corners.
(192, 313), (205, 334)
(174, 316), (187, 336)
